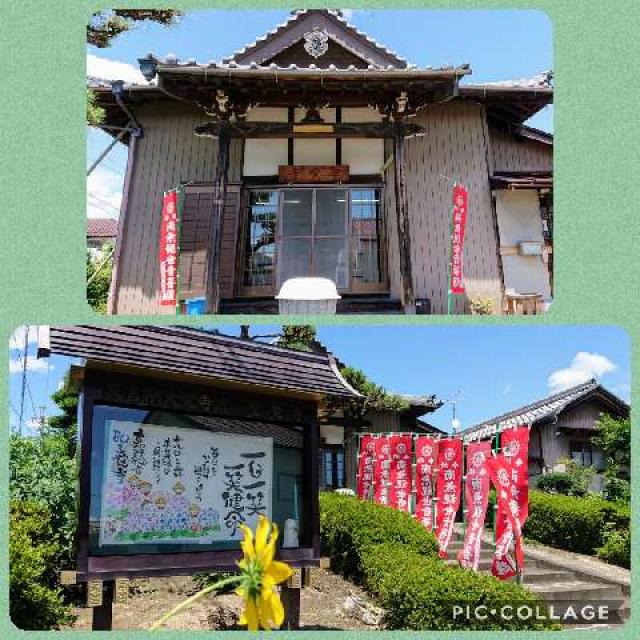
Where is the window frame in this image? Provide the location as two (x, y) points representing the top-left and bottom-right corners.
(238, 184), (388, 297)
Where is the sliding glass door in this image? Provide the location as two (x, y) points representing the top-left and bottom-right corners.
(278, 188), (349, 289)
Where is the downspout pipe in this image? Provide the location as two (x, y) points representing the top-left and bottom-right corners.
(111, 80), (143, 137)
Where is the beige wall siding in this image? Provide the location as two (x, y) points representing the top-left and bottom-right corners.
(113, 103), (242, 314)
(490, 128), (553, 173)
(387, 101), (502, 313)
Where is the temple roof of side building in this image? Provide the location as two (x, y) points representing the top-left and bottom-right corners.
(461, 379), (629, 443)
(38, 325), (361, 400)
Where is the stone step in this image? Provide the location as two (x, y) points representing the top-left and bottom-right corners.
(521, 569), (574, 585)
(528, 580), (623, 602)
(444, 557), (548, 572)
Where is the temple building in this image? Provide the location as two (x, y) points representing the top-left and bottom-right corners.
(91, 9), (553, 315)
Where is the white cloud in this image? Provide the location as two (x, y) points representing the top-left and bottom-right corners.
(340, 9), (355, 21)
(9, 354), (49, 375)
(548, 352), (617, 393)
(502, 383), (512, 395)
(9, 325), (39, 351)
(87, 53), (146, 84)
(87, 166), (123, 219)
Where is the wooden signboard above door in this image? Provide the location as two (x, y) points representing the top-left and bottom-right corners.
(279, 165), (349, 184)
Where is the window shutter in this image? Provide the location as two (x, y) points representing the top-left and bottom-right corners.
(178, 184), (240, 308)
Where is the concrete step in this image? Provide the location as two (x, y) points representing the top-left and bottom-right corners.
(521, 569), (574, 585)
(528, 580), (623, 601)
(444, 557), (548, 572)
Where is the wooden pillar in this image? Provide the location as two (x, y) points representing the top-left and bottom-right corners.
(91, 580), (114, 630)
(208, 123), (231, 314)
(393, 127), (415, 313)
(280, 581), (301, 630)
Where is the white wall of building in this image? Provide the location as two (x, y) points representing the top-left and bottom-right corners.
(496, 189), (551, 300)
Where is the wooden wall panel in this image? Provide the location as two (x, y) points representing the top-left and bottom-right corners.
(490, 128), (553, 173)
(386, 102), (502, 314)
(112, 103), (243, 314)
(218, 185), (241, 299)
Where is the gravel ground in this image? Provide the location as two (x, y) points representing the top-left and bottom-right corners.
(68, 569), (381, 631)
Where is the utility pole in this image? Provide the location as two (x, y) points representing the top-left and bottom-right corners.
(18, 326), (29, 436)
(32, 405), (47, 430)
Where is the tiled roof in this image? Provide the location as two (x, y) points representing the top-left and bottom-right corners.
(41, 325), (361, 399)
(461, 379), (628, 443)
(464, 70), (553, 90)
(87, 217), (118, 238)
(222, 9), (408, 68)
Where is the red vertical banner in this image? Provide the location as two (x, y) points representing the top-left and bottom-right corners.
(414, 437), (439, 530)
(373, 436), (392, 506)
(491, 426), (530, 579)
(450, 184), (468, 295)
(486, 454), (526, 579)
(388, 435), (413, 512)
(458, 441), (492, 571)
(435, 437), (463, 558)
(356, 435), (376, 500)
(159, 190), (179, 307)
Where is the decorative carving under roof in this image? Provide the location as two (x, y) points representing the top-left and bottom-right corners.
(303, 27), (329, 59)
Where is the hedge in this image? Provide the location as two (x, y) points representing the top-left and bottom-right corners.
(10, 501), (75, 630)
(319, 491), (439, 582)
(320, 493), (558, 630)
(524, 490), (630, 562)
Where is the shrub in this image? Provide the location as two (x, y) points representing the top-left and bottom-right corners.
(320, 492), (438, 581)
(597, 529), (631, 569)
(10, 432), (77, 565)
(535, 471), (588, 496)
(361, 543), (557, 630)
(603, 476), (631, 503)
(10, 501), (75, 629)
(320, 493), (558, 630)
(525, 490), (629, 562)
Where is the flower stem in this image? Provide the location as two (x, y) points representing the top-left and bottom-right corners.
(150, 575), (242, 630)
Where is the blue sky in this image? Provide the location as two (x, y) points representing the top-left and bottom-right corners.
(9, 325), (629, 436)
(87, 9), (553, 220)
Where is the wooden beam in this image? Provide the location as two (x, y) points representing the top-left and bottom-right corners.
(208, 124), (231, 314)
(393, 127), (415, 313)
(194, 120), (426, 140)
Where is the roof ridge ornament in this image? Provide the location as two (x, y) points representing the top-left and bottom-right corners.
(303, 26), (329, 58)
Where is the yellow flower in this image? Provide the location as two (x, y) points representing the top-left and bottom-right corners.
(236, 515), (293, 631)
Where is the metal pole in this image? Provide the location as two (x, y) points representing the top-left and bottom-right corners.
(87, 127), (130, 176)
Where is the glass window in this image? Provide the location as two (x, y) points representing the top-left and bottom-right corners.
(241, 187), (385, 293)
(89, 405), (307, 556)
(320, 448), (346, 489)
(350, 189), (383, 285)
(244, 191), (277, 287)
(569, 440), (593, 466)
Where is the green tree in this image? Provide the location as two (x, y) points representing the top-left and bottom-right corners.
(47, 373), (80, 457)
(591, 414), (630, 502)
(86, 88), (105, 126)
(87, 244), (113, 314)
(339, 365), (410, 422)
(88, 10), (182, 48)
(10, 432), (77, 564)
(278, 325), (317, 352)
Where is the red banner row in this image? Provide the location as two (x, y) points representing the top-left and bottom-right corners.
(356, 426), (529, 579)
